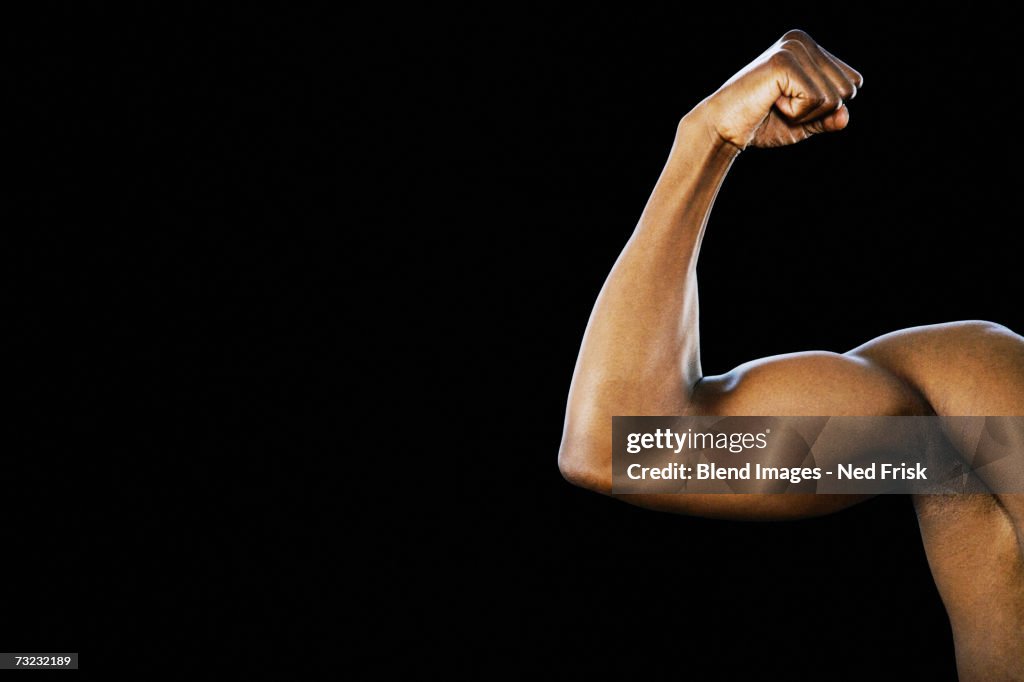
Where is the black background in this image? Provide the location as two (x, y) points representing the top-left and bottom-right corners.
(7, 5), (1022, 678)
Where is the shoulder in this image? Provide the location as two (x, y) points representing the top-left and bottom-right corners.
(848, 320), (1019, 361)
(847, 320), (1024, 416)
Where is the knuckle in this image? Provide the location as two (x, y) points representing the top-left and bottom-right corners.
(781, 28), (812, 43)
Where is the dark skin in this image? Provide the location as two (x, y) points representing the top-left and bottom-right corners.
(558, 30), (1024, 680)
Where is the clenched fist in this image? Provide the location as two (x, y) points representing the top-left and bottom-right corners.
(700, 30), (864, 150)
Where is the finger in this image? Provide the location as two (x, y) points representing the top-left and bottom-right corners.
(766, 50), (826, 122)
(802, 102), (850, 135)
(800, 41), (858, 100)
(818, 45), (864, 91)
(778, 29), (864, 95)
(779, 40), (842, 123)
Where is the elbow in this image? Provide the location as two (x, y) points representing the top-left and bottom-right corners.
(557, 439), (613, 494)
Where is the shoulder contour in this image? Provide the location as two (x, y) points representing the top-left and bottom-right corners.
(847, 320), (1024, 416)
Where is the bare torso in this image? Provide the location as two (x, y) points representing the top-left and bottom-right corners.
(855, 325), (1024, 679)
(915, 494), (1024, 679)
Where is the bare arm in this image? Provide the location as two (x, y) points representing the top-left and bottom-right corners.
(558, 31), (898, 519)
(558, 33), (1024, 521)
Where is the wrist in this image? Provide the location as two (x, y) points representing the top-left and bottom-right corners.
(676, 98), (744, 157)
(665, 99), (742, 179)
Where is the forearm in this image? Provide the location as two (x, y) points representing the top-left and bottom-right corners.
(558, 103), (739, 488)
